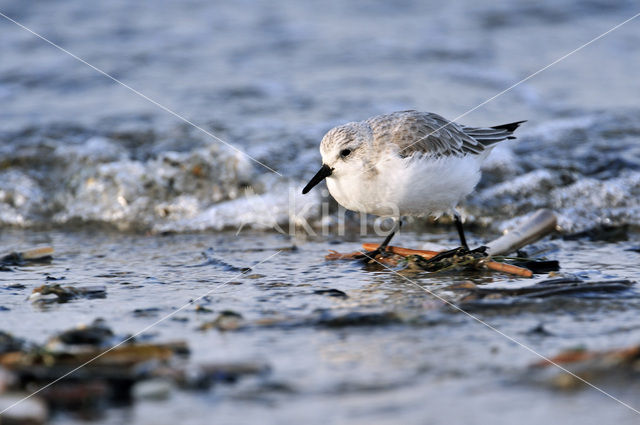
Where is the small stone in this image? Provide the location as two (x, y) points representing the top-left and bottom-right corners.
(29, 284), (106, 303)
(197, 311), (244, 331)
(194, 305), (213, 313)
(133, 307), (162, 317)
(313, 289), (348, 298)
(132, 379), (173, 401)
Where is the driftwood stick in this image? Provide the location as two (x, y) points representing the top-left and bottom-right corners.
(482, 260), (532, 277)
(361, 244), (439, 258)
(20, 246), (54, 260)
(485, 209), (557, 256)
(1, 246), (54, 266)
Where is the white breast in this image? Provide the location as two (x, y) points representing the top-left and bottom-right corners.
(326, 154), (483, 218)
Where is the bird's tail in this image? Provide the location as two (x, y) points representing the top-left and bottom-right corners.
(463, 120), (526, 146)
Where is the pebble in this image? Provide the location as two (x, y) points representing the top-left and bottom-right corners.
(132, 379), (173, 401)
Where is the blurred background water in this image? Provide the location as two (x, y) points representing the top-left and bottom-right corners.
(1, 1), (640, 424)
(1, 0), (639, 232)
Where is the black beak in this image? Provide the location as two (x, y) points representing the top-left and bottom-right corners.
(302, 164), (333, 194)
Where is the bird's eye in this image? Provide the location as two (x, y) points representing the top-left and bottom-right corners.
(340, 149), (352, 158)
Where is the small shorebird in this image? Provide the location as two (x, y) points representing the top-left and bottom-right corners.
(302, 110), (525, 257)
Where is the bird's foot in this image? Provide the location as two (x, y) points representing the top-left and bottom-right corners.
(430, 245), (487, 260)
(354, 247), (392, 264)
(414, 245), (488, 272)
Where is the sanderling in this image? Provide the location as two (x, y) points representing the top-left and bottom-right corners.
(302, 110), (525, 256)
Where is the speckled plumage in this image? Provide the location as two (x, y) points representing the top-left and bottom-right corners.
(314, 110), (524, 219)
(321, 110), (519, 160)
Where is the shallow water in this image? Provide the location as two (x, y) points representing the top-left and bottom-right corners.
(1, 0), (640, 232)
(2, 0), (640, 423)
(2, 228), (640, 424)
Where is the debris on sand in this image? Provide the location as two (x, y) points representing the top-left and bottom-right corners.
(194, 304), (214, 314)
(248, 310), (408, 330)
(0, 320), (269, 418)
(341, 244), (537, 278)
(4, 283), (26, 290)
(47, 318), (115, 347)
(181, 362), (270, 389)
(326, 209), (559, 278)
(132, 307), (163, 317)
(317, 311), (403, 328)
(197, 310), (245, 331)
(0, 331), (30, 355)
(29, 284), (106, 304)
(0, 246), (54, 270)
(0, 321), (187, 417)
(530, 343), (640, 390)
(313, 288), (348, 298)
(451, 277), (635, 309)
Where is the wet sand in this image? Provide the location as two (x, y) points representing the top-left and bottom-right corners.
(1, 228), (639, 424)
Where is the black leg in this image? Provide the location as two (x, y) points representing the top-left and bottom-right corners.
(378, 229), (396, 250)
(356, 218), (400, 262)
(454, 214), (469, 250)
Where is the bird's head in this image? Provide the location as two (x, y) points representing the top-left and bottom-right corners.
(302, 122), (372, 194)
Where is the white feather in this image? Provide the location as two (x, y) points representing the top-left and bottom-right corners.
(326, 152), (486, 218)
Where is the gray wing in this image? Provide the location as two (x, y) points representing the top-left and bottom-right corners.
(367, 110), (521, 158)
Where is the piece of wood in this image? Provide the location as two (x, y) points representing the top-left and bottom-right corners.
(20, 246), (54, 260)
(485, 209), (557, 256)
(483, 261), (532, 277)
(361, 244), (533, 278)
(362, 244), (438, 258)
